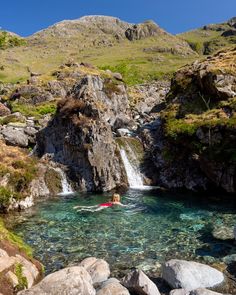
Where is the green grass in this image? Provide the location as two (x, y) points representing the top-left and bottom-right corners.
(0, 218), (32, 257)
(11, 101), (57, 118)
(179, 22), (236, 55)
(14, 263), (28, 291)
(0, 31), (26, 50)
(0, 30), (196, 84)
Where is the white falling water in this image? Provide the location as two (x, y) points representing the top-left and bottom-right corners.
(54, 167), (74, 195)
(120, 149), (144, 189)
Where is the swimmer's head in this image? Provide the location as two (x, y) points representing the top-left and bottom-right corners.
(111, 193), (120, 202)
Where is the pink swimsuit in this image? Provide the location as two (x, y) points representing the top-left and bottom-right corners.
(99, 202), (113, 207)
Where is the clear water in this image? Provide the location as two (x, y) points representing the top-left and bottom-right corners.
(7, 190), (236, 277)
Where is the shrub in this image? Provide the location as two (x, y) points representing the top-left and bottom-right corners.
(0, 31), (26, 50)
(58, 98), (86, 117)
(0, 186), (14, 208)
(103, 78), (123, 98)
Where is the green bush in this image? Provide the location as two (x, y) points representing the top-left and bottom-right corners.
(0, 186), (14, 208)
(0, 31), (26, 50)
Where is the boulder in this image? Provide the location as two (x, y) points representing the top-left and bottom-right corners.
(121, 269), (161, 295)
(1, 126), (28, 147)
(117, 128), (133, 137)
(0, 249), (9, 258)
(234, 226), (236, 240)
(0, 103), (11, 116)
(17, 266), (96, 295)
(79, 257), (110, 284)
(190, 289), (224, 295)
(97, 278), (130, 295)
(6, 271), (19, 288)
(170, 290), (190, 295)
(113, 72), (123, 81)
(162, 260), (224, 291)
(15, 254), (40, 283)
(113, 115), (135, 130)
(0, 256), (15, 272)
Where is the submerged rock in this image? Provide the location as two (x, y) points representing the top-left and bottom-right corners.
(121, 269), (161, 295)
(212, 225), (234, 240)
(162, 260), (224, 291)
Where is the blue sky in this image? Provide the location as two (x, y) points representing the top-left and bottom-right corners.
(1, 0), (235, 36)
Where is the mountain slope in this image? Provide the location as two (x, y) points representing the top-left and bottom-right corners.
(0, 16), (195, 84)
(180, 17), (236, 55)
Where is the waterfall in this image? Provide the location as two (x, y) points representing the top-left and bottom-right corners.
(54, 167), (74, 195)
(120, 149), (144, 189)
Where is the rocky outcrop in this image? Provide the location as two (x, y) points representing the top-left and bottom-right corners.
(35, 73), (129, 192)
(125, 21), (166, 41)
(142, 47), (236, 192)
(162, 260), (224, 291)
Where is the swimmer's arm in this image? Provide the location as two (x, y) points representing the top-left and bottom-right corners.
(73, 205), (98, 209)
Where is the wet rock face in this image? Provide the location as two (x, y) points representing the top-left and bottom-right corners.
(36, 74), (129, 192)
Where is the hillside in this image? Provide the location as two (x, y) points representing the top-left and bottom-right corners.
(0, 16), (196, 84)
(180, 17), (236, 55)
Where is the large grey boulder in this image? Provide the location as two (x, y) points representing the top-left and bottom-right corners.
(97, 278), (130, 295)
(17, 266), (96, 295)
(190, 289), (224, 295)
(121, 269), (161, 295)
(79, 257), (110, 284)
(162, 260), (224, 291)
(1, 126), (28, 147)
(234, 226), (236, 240)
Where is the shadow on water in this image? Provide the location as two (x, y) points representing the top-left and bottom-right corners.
(4, 188), (236, 277)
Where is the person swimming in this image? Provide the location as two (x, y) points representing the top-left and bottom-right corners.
(73, 193), (126, 212)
